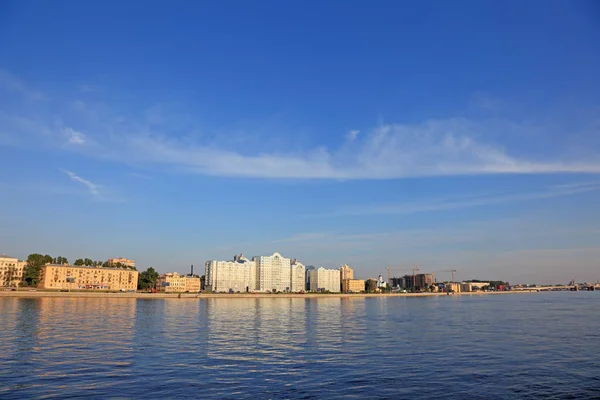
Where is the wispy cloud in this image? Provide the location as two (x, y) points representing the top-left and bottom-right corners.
(129, 172), (152, 180)
(319, 181), (600, 217)
(64, 127), (86, 145)
(0, 70), (44, 100)
(107, 118), (600, 179)
(2, 70), (600, 180)
(347, 129), (360, 141)
(61, 169), (99, 196)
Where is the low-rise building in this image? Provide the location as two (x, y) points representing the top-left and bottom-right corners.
(308, 267), (341, 292)
(0, 255), (25, 287)
(445, 282), (462, 293)
(342, 278), (365, 293)
(366, 278), (379, 292)
(461, 282), (490, 292)
(38, 264), (138, 291)
(156, 272), (201, 293)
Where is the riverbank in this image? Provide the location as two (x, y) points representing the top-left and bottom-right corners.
(0, 290), (534, 299)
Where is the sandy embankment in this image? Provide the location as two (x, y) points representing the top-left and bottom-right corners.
(0, 290), (533, 299)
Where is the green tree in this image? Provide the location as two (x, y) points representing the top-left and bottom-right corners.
(138, 267), (159, 290)
(84, 258), (93, 266)
(55, 256), (68, 265)
(200, 275), (206, 290)
(22, 253), (53, 286)
(74, 258), (84, 266)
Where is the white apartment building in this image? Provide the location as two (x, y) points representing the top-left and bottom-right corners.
(254, 252), (292, 292)
(205, 254), (256, 293)
(0, 255), (26, 287)
(290, 260), (306, 292)
(308, 267), (341, 293)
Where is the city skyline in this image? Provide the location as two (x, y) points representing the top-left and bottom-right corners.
(1, 1), (600, 284)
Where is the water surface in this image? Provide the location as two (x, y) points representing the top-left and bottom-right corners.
(1, 293), (599, 399)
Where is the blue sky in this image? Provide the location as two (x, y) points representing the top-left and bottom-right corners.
(1, 0), (600, 284)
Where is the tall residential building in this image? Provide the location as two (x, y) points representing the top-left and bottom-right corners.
(156, 272), (201, 293)
(205, 254), (256, 293)
(290, 260), (306, 292)
(38, 264), (138, 291)
(0, 255), (26, 287)
(108, 258), (135, 268)
(254, 252), (292, 292)
(308, 267), (341, 293)
(340, 264), (354, 280)
(305, 265), (315, 291)
(339, 264), (353, 291)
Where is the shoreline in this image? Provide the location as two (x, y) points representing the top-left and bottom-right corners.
(0, 290), (536, 299)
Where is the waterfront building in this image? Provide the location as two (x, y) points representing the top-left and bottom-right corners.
(108, 257), (135, 268)
(254, 252), (292, 292)
(38, 264), (138, 291)
(461, 282), (490, 292)
(156, 272), (201, 293)
(403, 273), (434, 290)
(366, 278), (378, 292)
(340, 264), (354, 291)
(0, 254), (25, 287)
(308, 267), (341, 292)
(342, 279), (365, 293)
(305, 265), (315, 291)
(205, 254), (256, 293)
(445, 282), (462, 293)
(390, 276), (406, 289)
(290, 260), (306, 292)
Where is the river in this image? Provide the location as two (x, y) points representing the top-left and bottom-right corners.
(0, 292), (599, 399)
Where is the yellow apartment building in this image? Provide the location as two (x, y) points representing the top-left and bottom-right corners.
(0, 255), (26, 287)
(156, 272), (201, 293)
(342, 278), (365, 293)
(38, 264), (139, 291)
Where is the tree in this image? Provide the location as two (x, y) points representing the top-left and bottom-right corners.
(200, 275), (206, 290)
(55, 256), (68, 265)
(84, 258), (93, 266)
(138, 267), (159, 290)
(22, 253), (53, 286)
(74, 259), (84, 266)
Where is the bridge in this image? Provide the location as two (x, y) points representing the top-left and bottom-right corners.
(512, 285), (598, 292)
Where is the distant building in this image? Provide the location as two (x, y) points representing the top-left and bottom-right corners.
(308, 267), (341, 292)
(342, 279), (365, 293)
(404, 273), (434, 290)
(461, 282), (490, 292)
(366, 278), (379, 292)
(38, 264), (138, 291)
(108, 258), (135, 268)
(339, 264), (354, 291)
(445, 282), (461, 293)
(156, 272), (201, 293)
(305, 265), (315, 291)
(254, 252), (292, 292)
(290, 260), (306, 292)
(0, 254), (25, 287)
(390, 276), (406, 289)
(205, 254), (256, 293)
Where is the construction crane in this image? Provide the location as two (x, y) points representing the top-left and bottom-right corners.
(431, 269), (458, 282)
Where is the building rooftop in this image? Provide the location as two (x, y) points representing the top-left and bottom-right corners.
(45, 264), (138, 272)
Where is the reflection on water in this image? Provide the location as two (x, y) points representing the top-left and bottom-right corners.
(0, 293), (599, 399)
